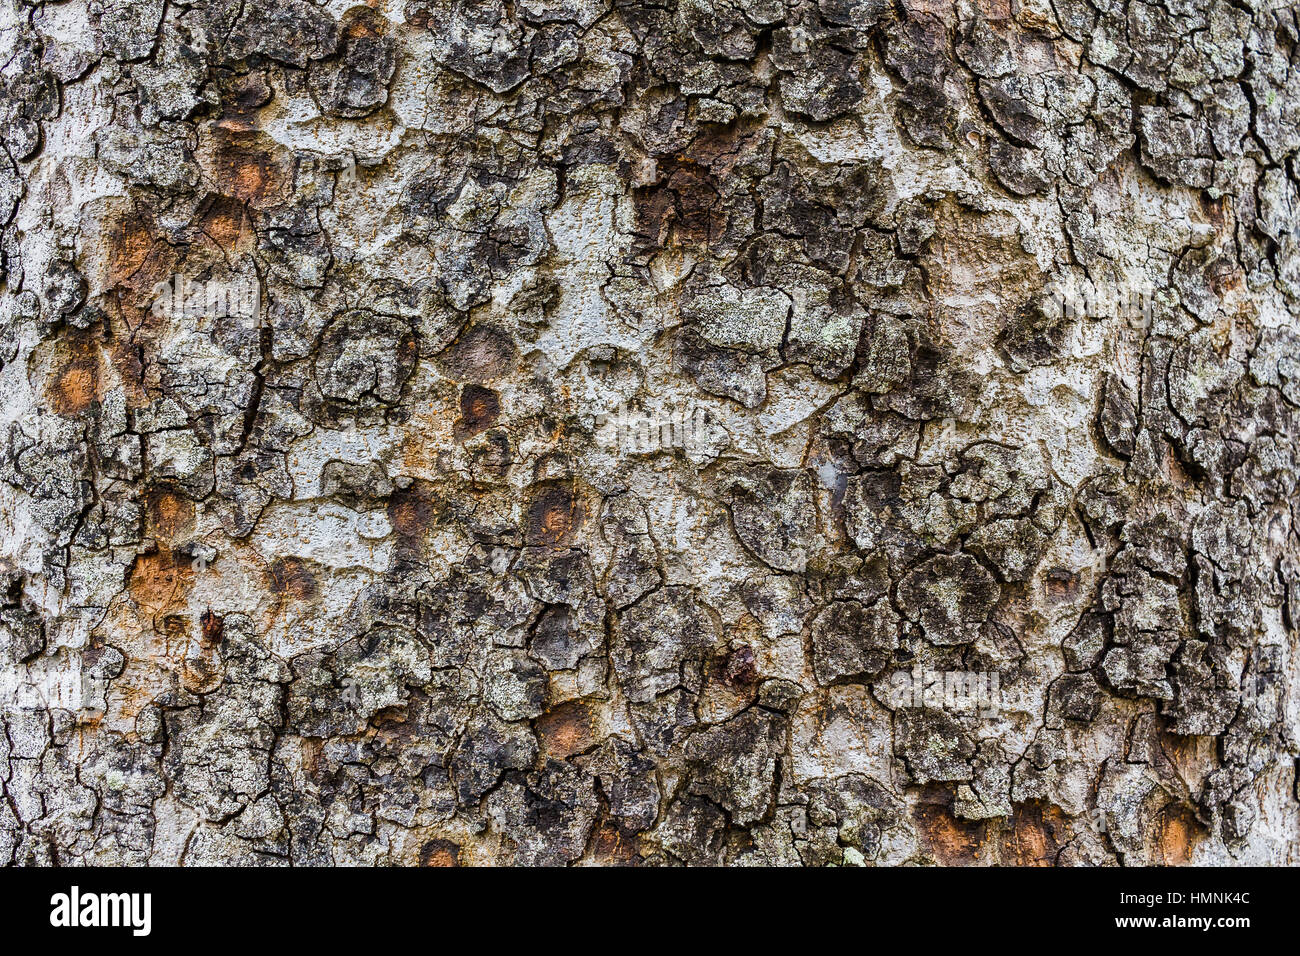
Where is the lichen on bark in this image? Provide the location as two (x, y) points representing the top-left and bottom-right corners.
(1, 0), (1298, 866)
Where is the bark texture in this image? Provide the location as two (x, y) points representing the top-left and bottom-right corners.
(1, 0), (1299, 866)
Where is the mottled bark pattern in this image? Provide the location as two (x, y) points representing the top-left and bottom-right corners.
(0, 0), (1298, 865)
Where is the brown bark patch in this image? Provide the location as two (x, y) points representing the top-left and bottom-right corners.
(976, 0), (1013, 20)
(912, 800), (985, 865)
(1155, 803), (1201, 865)
(1206, 255), (1244, 297)
(999, 801), (1063, 866)
(1044, 567), (1079, 603)
(419, 839), (461, 867)
(388, 483), (438, 540)
(217, 72), (272, 132)
(102, 206), (182, 326)
(207, 132), (290, 208)
(537, 701), (596, 758)
(437, 324), (517, 382)
(525, 483), (585, 547)
(48, 351), (100, 416)
(267, 556), (318, 602)
(633, 160), (725, 251)
(195, 195), (254, 253)
(456, 384), (500, 438)
(346, 11), (383, 40)
(590, 822), (639, 865)
(108, 215), (157, 287)
(128, 549), (193, 614)
(1199, 193), (1226, 231)
(716, 644), (758, 687)
(146, 487), (195, 542)
(200, 609), (224, 647)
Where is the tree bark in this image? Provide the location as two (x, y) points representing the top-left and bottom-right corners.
(1, 0), (1298, 866)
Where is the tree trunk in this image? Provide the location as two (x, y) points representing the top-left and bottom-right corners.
(1, 0), (1298, 866)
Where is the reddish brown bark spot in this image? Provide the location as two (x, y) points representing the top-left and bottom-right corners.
(200, 609), (224, 647)
(128, 549), (192, 613)
(388, 483), (438, 540)
(537, 701), (596, 758)
(147, 487), (195, 541)
(525, 484), (584, 548)
(268, 556), (318, 602)
(209, 133), (289, 208)
(913, 800), (986, 865)
(999, 801), (1063, 866)
(1155, 803), (1201, 865)
(419, 839), (461, 867)
(456, 384), (500, 438)
(717, 645), (758, 687)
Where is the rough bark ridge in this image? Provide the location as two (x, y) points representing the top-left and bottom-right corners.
(1, 0), (1298, 866)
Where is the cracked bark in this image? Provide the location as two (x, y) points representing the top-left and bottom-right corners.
(1, 0), (1298, 866)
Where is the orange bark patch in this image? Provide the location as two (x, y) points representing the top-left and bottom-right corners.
(127, 549), (192, 614)
(208, 134), (289, 208)
(419, 839), (461, 867)
(112, 682), (160, 723)
(49, 359), (99, 416)
(47, 333), (104, 417)
(346, 13), (382, 39)
(1155, 803), (1201, 865)
(101, 207), (182, 333)
(108, 216), (156, 286)
(104, 210), (181, 318)
(537, 701), (596, 758)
